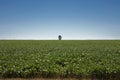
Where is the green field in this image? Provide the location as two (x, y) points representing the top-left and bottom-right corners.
(0, 40), (120, 80)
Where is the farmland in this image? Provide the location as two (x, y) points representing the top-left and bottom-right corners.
(0, 40), (120, 80)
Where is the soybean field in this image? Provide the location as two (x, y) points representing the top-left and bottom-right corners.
(0, 40), (120, 80)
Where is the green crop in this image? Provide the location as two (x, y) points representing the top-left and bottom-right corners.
(0, 40), (120, 80)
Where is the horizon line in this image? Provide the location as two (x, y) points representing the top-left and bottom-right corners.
(0, 39), (120, 40)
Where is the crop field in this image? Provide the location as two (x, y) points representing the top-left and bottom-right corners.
(0, 40), (120, 80)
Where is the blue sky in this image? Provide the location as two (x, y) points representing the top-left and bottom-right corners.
(0, 0), (120, 40)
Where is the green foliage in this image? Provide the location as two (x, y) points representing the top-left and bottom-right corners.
(0, 40), (120, 79)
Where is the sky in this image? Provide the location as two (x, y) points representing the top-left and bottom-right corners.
(0, 0), (120, 40)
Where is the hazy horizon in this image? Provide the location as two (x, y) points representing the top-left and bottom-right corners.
(0, 0), (120, 40)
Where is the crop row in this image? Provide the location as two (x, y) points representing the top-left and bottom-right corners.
(0, 40), (120, 80)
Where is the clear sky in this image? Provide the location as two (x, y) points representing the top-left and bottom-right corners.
(0, 0), (120, 40)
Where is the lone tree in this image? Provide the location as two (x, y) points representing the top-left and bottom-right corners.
(58, 35), (62, 40)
